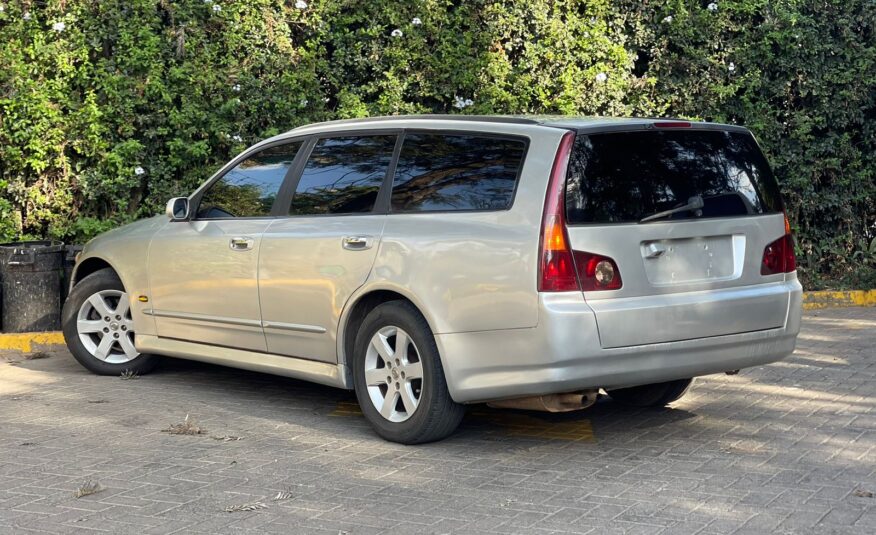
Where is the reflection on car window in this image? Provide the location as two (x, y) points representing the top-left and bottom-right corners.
(289, 136), (396, 216)
(197, 142), (302, 219)
(565, 130), (783, 224)
(391, 134), (525, 212)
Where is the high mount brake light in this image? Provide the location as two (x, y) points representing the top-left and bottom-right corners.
(653, 121), (692, 128)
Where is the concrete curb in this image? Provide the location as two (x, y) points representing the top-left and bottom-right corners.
(802, 289), (876, 310)
(0, 331), (65, 355)
(1, 290), (872, 354)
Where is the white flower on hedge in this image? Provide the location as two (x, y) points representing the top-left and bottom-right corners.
(412, 17), (422, 25)
(134, 166), (145, 176)
(212, 4), (221, 12)
(232, 83), (241, 92)
(295, 0), (308, 9)
(464, 98), (473, 107)
(707, 3), (718, 11)
(232, 135), (243, 142)
(662, 15), (673, 23)
(52, 21), (66, 32)
(203, 0), (212, 3)
(23, 11), (31, 20)
(595, 72), (608, 83)
(299, 98), (308, 106)
(727, 62), (736, 72)
(391, 29), (403, 37)
(0, 6), (5, 13)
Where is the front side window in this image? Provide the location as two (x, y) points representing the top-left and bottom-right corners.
(288, 135), (397, 216)
(391, 134), (526, 212)
(196, 142), (302, 219)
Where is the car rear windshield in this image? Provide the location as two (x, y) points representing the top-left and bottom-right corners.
(564, 129), (783, 224)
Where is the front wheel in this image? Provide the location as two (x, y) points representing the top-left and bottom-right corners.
(606, 378), (694, 407)
(352, 301), (464, 444)
(62, 268), (158, 376)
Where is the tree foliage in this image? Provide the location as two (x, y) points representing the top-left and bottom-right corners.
(0, 0), (873, 288)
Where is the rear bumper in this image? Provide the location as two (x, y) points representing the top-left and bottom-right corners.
(436, 277), (802, 403)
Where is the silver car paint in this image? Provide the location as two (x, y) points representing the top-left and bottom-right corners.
(259, 214), (387, 363)
(71, 116), (803, 403)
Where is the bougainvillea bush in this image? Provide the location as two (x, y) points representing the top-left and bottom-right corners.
(0, 0), (873, 288)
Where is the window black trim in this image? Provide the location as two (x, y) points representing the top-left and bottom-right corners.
(278, 129), (403, 218)
(562, 126), (783, 227)
(387, 129), (531, 215)
(189, 136), (309, 222)
(187, 127), (533, 222)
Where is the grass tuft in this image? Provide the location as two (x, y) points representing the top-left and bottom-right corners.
(119, 369), (139, 380)
(73, 479), (102, 498)
(162, 414), (207, 435)
(272, 490), (293, 501)
(224, 501), (267, 513)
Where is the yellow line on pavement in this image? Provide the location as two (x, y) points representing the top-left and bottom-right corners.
(0, 331), (65, 353)
(802, 289), (876, 310)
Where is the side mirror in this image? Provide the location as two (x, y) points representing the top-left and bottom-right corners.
(166, 197), (190, 221)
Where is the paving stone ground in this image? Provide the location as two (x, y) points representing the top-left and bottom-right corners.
(0, 308), (873, 534)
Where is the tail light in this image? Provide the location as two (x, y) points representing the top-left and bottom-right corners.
(538, 131), (623, 292)
(538, 132), (578, 292)
(574, 252), (623, 291)
(761, 214), (796, 275)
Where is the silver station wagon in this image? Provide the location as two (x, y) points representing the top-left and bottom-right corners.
(63, 116), (803, 443)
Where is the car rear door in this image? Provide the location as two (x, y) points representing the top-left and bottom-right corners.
(258, 133), (398, 363)
(563, 125), (792, 348)
(147, 140), (303, 352)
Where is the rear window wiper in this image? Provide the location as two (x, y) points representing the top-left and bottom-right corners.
(639, 195), (704, 223)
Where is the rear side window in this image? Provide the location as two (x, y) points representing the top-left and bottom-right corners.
(391, 134), (526, 212)
(565, 129), (783, 224)
(289, 135), (397, 216)
(197, 141), (302, 219)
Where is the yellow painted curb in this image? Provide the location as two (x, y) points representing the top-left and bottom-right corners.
(802, 290), (876, 310)
(0, 331), (65, 353)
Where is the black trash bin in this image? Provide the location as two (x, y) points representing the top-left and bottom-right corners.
(0, 241), (65, 333)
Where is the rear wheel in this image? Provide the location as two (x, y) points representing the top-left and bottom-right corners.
(606, 378), (694, 407)
(62, 268), (158, 376)
(352, 301), (464, 444)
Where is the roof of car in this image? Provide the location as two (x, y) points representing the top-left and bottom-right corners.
(265, 115), (747, 144)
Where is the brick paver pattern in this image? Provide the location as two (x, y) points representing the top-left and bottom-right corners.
(0, 308), (873, 534)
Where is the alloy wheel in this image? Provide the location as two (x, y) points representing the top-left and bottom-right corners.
(363, 326), (424, 422)
(76, 290), (138, 364)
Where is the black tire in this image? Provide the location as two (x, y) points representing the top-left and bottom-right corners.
(606, 378), (694, 407)
(62, 268), (159, 376)
(352, 300), (464, 444)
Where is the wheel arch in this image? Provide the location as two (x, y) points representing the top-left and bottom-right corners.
(71, 256), (120, 291)
(337, 285), (438, 374)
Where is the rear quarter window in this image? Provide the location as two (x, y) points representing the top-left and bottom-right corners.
(391, 133), (526, 212)
(565, 129), (783, 224)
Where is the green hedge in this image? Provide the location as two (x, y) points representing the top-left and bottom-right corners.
(1, 0), (873, 289)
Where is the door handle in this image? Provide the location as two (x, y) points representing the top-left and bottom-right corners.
(342, 235), (374, 251)
(229, 237), (255, 251)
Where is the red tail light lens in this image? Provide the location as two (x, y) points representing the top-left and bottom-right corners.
(538, 131), (578, 292)
(574, 251), (623, 291)
(653, 121), (692, 128)
(761, 234), (796, 275)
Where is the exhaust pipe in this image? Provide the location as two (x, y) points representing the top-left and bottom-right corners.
(487, 390), (598, 413)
